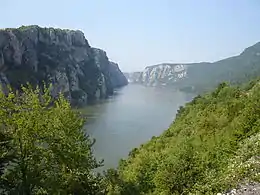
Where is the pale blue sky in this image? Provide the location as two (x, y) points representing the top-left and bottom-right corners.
(1, 0), (260, 72)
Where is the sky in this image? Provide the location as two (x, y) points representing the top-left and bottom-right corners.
(1, 0), (260, 72)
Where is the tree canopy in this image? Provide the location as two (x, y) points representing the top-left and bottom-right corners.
(0, 84), (103, 194)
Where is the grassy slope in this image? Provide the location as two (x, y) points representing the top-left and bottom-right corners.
(105, 79), (260, 195)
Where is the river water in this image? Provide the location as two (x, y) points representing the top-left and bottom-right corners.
(84, 84), (194, 170)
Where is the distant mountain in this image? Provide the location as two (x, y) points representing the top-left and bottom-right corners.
(181, 42), (260, 92)
(0, 25), (128, 106)
(132, 42), (260, 93)
(123, 72), (142, 83)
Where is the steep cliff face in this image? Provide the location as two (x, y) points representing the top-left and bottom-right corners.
(139, 63), (188, 86)
(92, 48), (128, 93)
(108, 61), (128, 88)
(0, 25), (127, 105)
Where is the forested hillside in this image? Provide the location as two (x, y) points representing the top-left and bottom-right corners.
(180, 42), (260, 93)
(104, 79), (260, 195)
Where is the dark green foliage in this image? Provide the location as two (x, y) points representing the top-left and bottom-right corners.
(0, 129), (14, 176)
(103, 169), (140, 195)
(17, 25), (40, 31)
(106, 79), (260, 194)
(0, 84), (104, 194)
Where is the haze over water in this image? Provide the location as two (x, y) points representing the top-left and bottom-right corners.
(84, 84), (194, 170)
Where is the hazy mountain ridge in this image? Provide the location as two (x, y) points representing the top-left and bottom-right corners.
(127, 42), (260, 93)
(0, 25), (128, 106)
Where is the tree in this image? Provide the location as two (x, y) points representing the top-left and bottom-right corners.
(0, 125), (14, 177)
(0, 84), (103, 194)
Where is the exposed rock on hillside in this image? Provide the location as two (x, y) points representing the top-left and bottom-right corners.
(132, 42), (260, 93)
(0, 25), (127, 106)
(219, 182), (260, 195)
(140, 63), (189, 86)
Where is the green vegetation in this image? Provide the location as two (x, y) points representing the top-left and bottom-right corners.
(165, 42), (260, 95)
(17, 25), (39, 31)
(0, 84), (104, 194)
(0, 77), (260, 194)
(104, 79), (260, 194)
(182, 42), (260, 94)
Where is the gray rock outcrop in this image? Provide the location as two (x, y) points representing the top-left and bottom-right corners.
(139, 63), (188, 87)
(0, 25), (128, 106)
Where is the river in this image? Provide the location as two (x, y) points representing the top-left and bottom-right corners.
(84, 84), (195, 170)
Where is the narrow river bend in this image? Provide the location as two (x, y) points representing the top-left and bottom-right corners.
(84, 84), (194, 170)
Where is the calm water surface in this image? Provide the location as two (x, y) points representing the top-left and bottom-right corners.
(84, 84), (194, 170)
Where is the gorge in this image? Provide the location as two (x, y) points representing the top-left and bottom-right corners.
(0, 25), (260, 195)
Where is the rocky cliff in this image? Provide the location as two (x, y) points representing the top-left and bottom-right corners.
(124, 63), (189, 86)
(133, 42), (260, 93)
(123, 72), (142, 83)
(126, 63), (207, 87)
(0, 25), (127, 106)
(139, 63), (189, 86)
